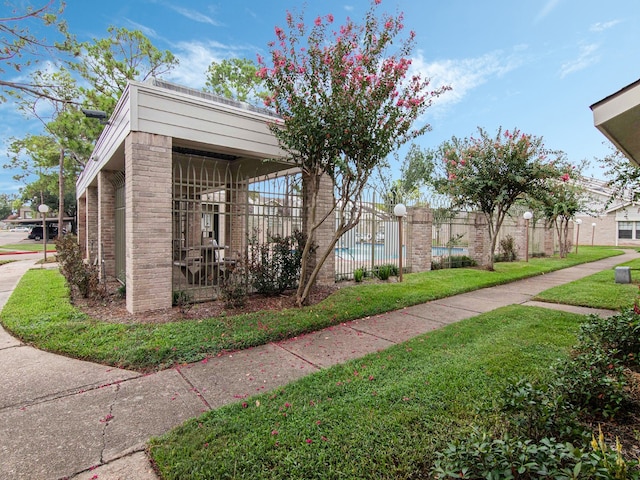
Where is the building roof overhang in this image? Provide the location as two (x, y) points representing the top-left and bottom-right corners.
(591, 78), (640, 166)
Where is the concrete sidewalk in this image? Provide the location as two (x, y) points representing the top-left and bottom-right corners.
(0, 251), (637, 479)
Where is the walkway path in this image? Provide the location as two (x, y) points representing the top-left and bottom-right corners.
(0, 250), (637, 479)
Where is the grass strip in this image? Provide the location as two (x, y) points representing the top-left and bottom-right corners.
(0, 246), (624, 371)
(149, 305), (582, 479)
(534, 257), (640, 310)
(0, 243), (48, 252)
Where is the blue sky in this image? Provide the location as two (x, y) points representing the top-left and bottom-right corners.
(2, 0), (640, 194)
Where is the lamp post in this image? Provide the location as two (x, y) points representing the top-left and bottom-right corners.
(574, 218), (583, 254)
(394, 203), (407, 282)
(591, 222), (596, 246)
(523, 211), (533, 262)
(38, 204), (50, 264)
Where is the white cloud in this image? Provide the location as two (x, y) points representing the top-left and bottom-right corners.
(559, 43), (600, 78)
(166, 5), (222, 26)
(123, 18), (159, 39)
(412, 48), (524, 111)
(167, 40), (258, 88)
(590, 19), (622, 33)
(535, 0), (562, 23)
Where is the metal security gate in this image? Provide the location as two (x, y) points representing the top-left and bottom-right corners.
(112, 171), (126, 283)
(172, 152), (302, 302)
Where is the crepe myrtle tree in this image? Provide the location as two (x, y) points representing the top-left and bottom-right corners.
(434, 127), (562, 271)
(258, 0), (449, 306)
(530, 160), (591, 258)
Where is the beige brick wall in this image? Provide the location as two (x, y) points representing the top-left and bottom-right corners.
(98, 171), (116, 279)
(302, 172), (335, 286)
(468, 212), (490, 267)
(125, 132), (173, 313)
(86, 186), (98, 264)
(407, 207), (432, 272)
(77, 193), (86, 258)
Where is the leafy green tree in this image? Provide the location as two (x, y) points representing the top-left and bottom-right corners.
(205, 58), (266, 105)
(66, 26), (178, 115)
(259, 4), (449, 306)
(0, 193), (16, 220)
(0, 0), (69, 102)
(600, 144), (640, 205)
(530, 160), (591, 258)
(434, 127), (562, 270)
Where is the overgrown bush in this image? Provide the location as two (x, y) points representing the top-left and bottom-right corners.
(220, 266), (248, 308)
(495, 234), (518, 262)
(432, 255), (477, 270)
(249, 231), (305, 296)
(55, 235), (103, 299)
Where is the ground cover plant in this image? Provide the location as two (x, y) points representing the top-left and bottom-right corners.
(148, 306), (585, 479)
(534, 258), (640, 310)
(0, 247), (623, 371)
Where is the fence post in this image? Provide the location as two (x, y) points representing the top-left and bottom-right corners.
(407, 206), (432, 273)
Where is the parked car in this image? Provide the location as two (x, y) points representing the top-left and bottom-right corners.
(28, 226), (58, 241)
(9, 226), (30, 232)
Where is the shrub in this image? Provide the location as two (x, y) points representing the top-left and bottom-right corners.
(432, 429), (640, 479)
(432, 255), (477, 270)
(55, 235), (103, 299)
(373, 263), (397, 280)
(219, 267), (248, 308)
(353, 267), (365, 282)
(249, 231), (305, 296)
(172, 290), (193, 313)
(496, 234), (517, 262)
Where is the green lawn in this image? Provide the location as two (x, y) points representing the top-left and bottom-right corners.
(534, 258), (640, 310)
(0, 243), (51, 252)
(0, 246), (625, 372)
(149, 305), (583, 479)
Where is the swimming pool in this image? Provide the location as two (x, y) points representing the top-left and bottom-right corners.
(335, 243), (466, 261)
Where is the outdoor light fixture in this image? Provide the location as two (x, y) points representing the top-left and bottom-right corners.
(38, 204), (50, 264)
(394, 204), (407, 282)
(523, 211), (533, 262)
(575, 218), (583, 254)
(82, 108), (108, 122)
(591, 222), (597, 246)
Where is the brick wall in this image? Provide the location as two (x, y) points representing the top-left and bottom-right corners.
(77, 193), (86, 258)
(98, 171), (116, 279)
(468, 212), (490, 267)
(125, 132), (173, 313)
(407, 207), (432, 272)
(302, 172), (335, 286)
(86, 186), (98, 264)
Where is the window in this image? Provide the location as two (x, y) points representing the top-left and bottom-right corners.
(619, 221), (632, 239)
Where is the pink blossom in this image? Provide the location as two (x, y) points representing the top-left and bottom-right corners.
(314, 16), (322, 26)
(327, 14), (334, 23)
(561, 173), (570, 182)
(306, 438), (313, 444)
(375, 0), (382, 4)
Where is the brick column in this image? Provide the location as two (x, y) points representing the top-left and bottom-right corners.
(227, 182), (248, 261)
(468, 212), (490, 268)
(77, 193), (87, 258)
(86, 186), (98, 264)
(544, 224), (555, 256)
(514, 217), (527, 260)
(302, 172), (335, 286)
(125, 132), (173, 314)
(98, 171), (116, 280)
(407, 207), (432, 272)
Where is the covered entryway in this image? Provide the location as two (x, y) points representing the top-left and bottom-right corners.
(77, 79), (317, 314)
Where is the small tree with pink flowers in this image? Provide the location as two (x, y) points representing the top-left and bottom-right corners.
(435, 127), (562, 270)
(258, 1), (448, 306)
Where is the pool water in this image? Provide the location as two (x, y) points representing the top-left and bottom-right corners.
(335, 243), (466, 260)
